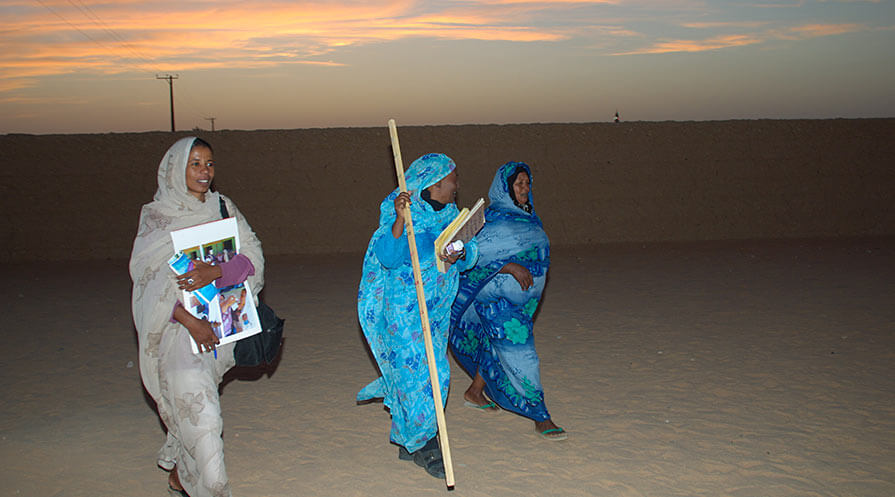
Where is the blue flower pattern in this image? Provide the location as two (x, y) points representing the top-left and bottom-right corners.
(357, 153), (480, 453)
(449, 162), (552, 421)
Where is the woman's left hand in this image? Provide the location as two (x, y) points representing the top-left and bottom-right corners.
(500, 262), (533, 291)
(177, 260), (222, 291)
(438, 247), (465, 265)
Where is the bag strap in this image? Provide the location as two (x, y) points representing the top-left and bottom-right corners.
(218, 196), (230, 219)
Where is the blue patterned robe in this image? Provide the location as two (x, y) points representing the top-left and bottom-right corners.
(357, 153), (479, 452)
(449, 162), (552, 421)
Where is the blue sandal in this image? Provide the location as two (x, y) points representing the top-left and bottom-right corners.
(538, 427), (568, 441)
(464, 400), (499, 411)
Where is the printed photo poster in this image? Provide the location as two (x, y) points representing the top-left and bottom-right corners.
(169, 217), (262, 354)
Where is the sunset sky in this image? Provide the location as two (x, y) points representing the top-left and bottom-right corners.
(1, 0), (893, 134)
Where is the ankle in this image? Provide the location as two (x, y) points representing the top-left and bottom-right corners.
(168, 467), (182, 490)
(421, 436), (439, 452)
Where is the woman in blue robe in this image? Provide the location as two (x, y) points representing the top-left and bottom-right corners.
(357, 153), (479, 477)
(449, 161), (566, 440)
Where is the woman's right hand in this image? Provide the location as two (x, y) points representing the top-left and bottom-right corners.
(391, 191), (413, 238)
(177, 260), (222, 291)
(500, 262), (534, 291)
(394, 191), (412, 219)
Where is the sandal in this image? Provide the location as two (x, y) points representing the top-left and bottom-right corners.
(538, 427), (568, 441)
(463, 400), (499, 411)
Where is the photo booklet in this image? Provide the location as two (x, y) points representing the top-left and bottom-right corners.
(434, 197), (486, 273)
(168, 217), (262, 354)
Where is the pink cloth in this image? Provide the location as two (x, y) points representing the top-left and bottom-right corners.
(169, 254), (256, 322)
(215, 254), (255, 288)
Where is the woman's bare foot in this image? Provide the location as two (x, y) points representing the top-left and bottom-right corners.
(535, 418), (567, 440)
(463, 372), (499, 411)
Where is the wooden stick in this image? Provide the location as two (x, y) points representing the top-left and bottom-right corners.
(387, 119), (456, 489)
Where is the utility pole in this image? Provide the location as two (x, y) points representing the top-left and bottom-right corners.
(156, 74), (179, 132)
(205, 117), (216, 132)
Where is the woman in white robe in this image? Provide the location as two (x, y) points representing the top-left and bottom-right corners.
(130, 137), (264, 497)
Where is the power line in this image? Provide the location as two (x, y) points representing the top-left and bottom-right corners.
(34, 0), (117, 59)
(32, 0), (213, 131)
(66, 0), (162, 72)
(66, 1), (214, 129)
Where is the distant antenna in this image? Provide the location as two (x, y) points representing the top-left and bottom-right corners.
(156, 74), (179, 132)
(205, 117), (216, 132)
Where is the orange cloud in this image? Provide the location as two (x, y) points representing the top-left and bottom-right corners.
(0, 79), (38, 93)
(616, 20), (871, 56)
(472, 0), (618, 3)
(786, 23), (864, 38)
(1, 0), (578, 86)
(615, 34), (763, 55)
(681, 21), (771, 29)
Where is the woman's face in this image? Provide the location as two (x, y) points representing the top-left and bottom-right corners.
(185, 145), (215, 201)
(427, 169), (459, 204)
(512, 171), (530, 205)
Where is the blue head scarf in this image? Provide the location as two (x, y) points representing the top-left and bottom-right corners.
(478, 161), (545, 267)
(368, 153), (458, 246)
(490, 161), (534, 215)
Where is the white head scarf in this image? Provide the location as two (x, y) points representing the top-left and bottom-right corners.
(129, 137), (264, 398)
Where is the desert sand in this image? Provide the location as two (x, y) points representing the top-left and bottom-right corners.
(2, 236), (893, 497)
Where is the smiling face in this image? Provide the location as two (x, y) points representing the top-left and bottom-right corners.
(185, 144), (215, 201)
(512, 171), (530, 205)
(427, 169), (459, 204)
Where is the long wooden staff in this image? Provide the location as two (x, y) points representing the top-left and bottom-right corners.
(387, 119), (456, 489)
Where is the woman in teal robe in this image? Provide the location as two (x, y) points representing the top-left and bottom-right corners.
(357, 153), (479, 477)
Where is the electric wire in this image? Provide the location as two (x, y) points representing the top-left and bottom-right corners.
(32, 0), (215, 130)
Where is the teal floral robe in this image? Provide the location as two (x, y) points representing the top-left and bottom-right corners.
(357, 153), (479, 452)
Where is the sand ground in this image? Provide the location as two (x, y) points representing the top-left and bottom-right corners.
(1, 238), (893, 497)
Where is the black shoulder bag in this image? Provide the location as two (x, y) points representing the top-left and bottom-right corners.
(219, 196), (284, 367)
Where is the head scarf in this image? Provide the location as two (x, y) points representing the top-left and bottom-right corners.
(129, 137), (264, 399)
(369, 152), (458, 246)
(504, 165), (532, 213)
(455, 160), (548, 297)
(404, 152), (456, 194)
(489, 161), (536, 219)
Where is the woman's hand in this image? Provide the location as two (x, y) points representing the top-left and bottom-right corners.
(189, 319), (220, 354)
(500, 262), (533, 291)
(173, 306), (220, 353)
(391, 191), (413, 238)
(177, 260), (222, 291)
(438, 247), (465, 266)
